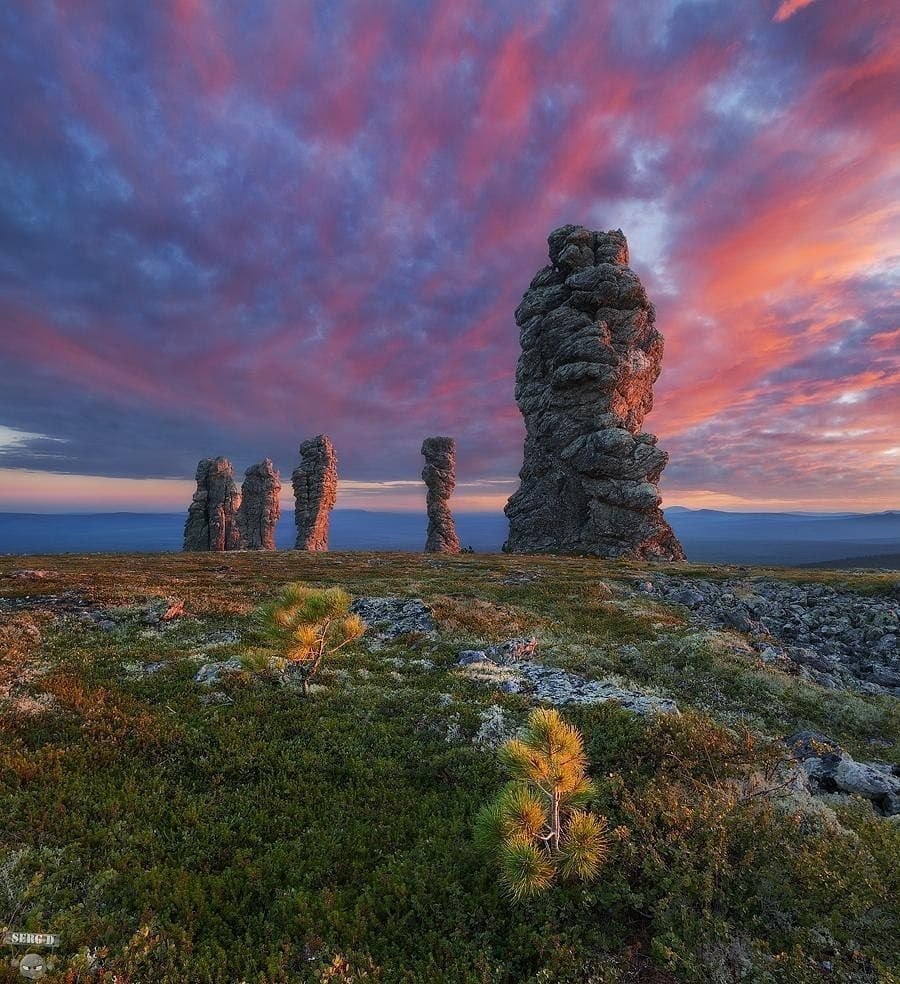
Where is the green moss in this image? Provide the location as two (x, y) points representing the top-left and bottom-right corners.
(1, 552), (897, 981)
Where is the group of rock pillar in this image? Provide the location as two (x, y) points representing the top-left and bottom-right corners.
(183, 438), (336, 553)
(183, 434), (460, 554)
(184, 224), (684, 561)
(183, 456), (281, 552)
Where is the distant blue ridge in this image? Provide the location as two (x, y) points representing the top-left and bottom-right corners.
(0, 509), (898, 566)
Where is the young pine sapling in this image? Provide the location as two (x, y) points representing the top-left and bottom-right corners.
(475, 707), (610, 899)
(259, 583), (365, 694)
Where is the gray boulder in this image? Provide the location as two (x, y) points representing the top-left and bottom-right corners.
(195, 658), (244, 685)
(786, 730), (900, 816)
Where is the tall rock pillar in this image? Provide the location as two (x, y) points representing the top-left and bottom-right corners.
(504, 224), (684, 560)
(237, 458), (281, 550)
(292, 435), (338, 551)
(421, 436), (461, 554)
(183, 457), (243, 551)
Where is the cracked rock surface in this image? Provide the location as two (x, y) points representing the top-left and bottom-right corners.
(504, 224), (683, 560)
(292, 435), (338, 551)
(350, 597), (437, 640)
(457, 640), (677, 716)
(183, 457), (243, 552)
(421, 436), (460, 554)
(237, 458), (281, 550)
(786, 730), (900, 816)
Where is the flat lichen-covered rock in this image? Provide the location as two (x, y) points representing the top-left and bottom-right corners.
(504, 224), (684, 560)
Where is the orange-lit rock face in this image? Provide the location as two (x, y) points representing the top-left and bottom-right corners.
(505, 225), (684, 560)
(292, 435), (338, 551)
(237, 458), (281, 551)
(183, 456), (243, 552)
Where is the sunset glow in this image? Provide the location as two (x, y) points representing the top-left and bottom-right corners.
(0, 0), (898, 512)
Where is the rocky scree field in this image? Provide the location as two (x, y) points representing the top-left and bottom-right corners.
(0, 552), (898, 983)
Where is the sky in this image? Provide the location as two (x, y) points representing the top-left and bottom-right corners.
(0, 0), (898, 514)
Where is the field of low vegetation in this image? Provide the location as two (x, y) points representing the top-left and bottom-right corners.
(1, 552), (898, 982)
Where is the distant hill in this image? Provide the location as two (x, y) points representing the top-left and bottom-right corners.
(1, 508), (898, 566)
(665, 508), (900, 566)
(805, 553), (900, 571)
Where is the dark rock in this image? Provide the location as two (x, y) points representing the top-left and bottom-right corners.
(504, 224), (684, 559)
(183, 457), (243, 551)
(649, 574), (900, 697)
(237, 458), (281, 550)
(485, 637), (539, 664)
(723, 608), (757, 633)
(458, 650), (488, 665)
(292, 435), (337, 551)
(785, 730), (842, 762)
(672, 588), (705, 609)
(350, 597), (436, 640)
(785, 730), (900, 816)
(421, 436), (461, 554)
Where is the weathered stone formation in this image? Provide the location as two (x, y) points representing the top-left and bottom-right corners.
(236, 458), (282, 550)
(292, 435), (338, 550)
(504, 224), (684, 559)
(421, 436), (461, 554)
(183, 457), (243, 552)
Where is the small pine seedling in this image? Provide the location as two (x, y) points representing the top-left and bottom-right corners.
(475, 707), (610, 899)
(257, 583), (365, 693)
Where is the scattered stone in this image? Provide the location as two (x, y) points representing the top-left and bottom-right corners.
(199, 691), (233, 706)
(785, 730), (900, 816)
(1, 591), (95, 616)
(644, 574), (900, 696)
(458, 638), (539, 665)
(421, 436), (461, 554)
(8, 569), (51, 580)
(456, 647), (677, 716)
(458, 650), (488, 666)
(349, 597), (436, 640)
(473, 705), (516, 749)
(194, 658), (244, 686)
(237, 458), (282, 550)
(122, 660), (167, 677)
(292, 435), (338, 551)
(184, 457), (243, 551)
(486, 637), (538, 664)
(195, 629), (241, 648)
(131, 598), (185, 625)
(516, 662), (678, 715)
(503, 224), (684, 560)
